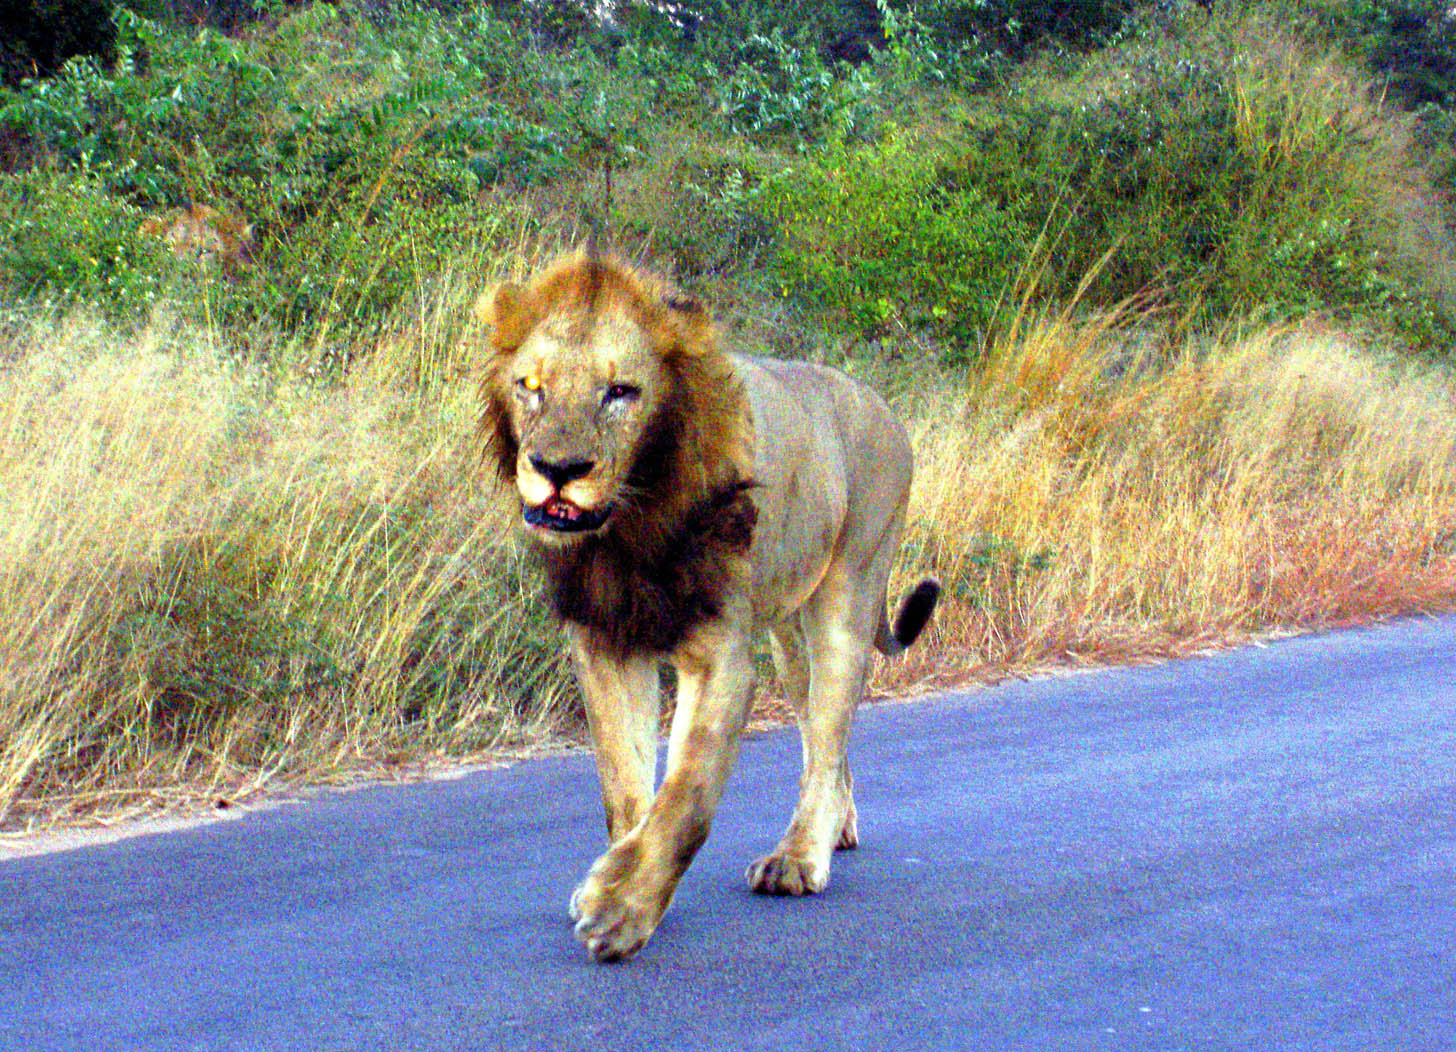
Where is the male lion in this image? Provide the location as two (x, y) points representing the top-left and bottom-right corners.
(475, 249), (938, 962)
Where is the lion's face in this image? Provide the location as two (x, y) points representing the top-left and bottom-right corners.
(477, 256), (745, 550)
(497, 311), (674, 541)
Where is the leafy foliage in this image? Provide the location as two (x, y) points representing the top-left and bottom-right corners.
(1323, 0), (1456, 109)
(0, 4), (619, 326)
(0, 169), (183, 313)
(0, 1), (1452, 348)
(764, 131), (1026, 355)
(947, 25), (1437, 335)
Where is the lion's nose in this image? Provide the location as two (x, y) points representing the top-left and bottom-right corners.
(529, 456), (595, 490)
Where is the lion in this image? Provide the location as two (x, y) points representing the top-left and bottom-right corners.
(474, 249), (939, 962)
(138, 203), (253, 273)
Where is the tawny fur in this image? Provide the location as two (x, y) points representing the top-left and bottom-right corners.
(137, 203), (253, 273)
(473, 249), (938, 963)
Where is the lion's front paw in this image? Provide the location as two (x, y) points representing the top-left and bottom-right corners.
(746, 850), (829, 896)
(569, 837), (671, 963)
(837, 803), (859, 850)
(569, 871), (664, 962)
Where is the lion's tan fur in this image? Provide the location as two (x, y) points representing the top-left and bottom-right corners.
(474, 250), (937, 962)
(138, 203), (253, 273)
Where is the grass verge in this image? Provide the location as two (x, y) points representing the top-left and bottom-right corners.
(882, 312), (1456, 691)
(0, 307), (572, 830)
(3, 297), (1455, 830)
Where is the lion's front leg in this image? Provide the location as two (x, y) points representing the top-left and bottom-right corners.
(749, 576), (872, 897)
(571, 620), (755, 962)
(569, 626), (660, 843)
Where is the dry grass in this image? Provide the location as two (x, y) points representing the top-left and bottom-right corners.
(879, 312), (1456, 693)
(0, 309), (574, 832)
(3, 297), (1455, 831)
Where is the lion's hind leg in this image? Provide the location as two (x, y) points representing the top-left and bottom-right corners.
(836, 765), (859, 850)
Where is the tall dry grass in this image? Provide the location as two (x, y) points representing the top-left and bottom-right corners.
(883, 313), (1456, 691)
(0, 310), (573, 831)
(3, 297), (1456, 829)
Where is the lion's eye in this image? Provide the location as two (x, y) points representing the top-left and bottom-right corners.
(603, 383), (640, 406)
(518, 375), (542, 392)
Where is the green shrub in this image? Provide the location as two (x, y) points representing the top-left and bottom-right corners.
(712, 28), (846, 140)
(950, 26), (1447, 338)
(960, 56), (1248, 304)
(0, 169), (183, 314)
(13, 11), (288, 205)
(919, 0), (1136, 61)
(1319, 0), (1456, 109)
(618, 2), (885, 140)
(617, 39), (716, 112)
(763, 130), (1027, 356)
(0, 5), (604, 332)
(1, 0), (1451, 351)
(616, 136), (780, 275)
(258, 194), (514, 338)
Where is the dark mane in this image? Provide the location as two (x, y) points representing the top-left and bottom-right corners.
(540, 475), (757, 656)
(539, 383), (756, 655)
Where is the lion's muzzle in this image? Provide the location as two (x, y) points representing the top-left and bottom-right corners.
(520, 455), (614, 535)
(523, 495), (614, 534)
(529, 455), (595, 489)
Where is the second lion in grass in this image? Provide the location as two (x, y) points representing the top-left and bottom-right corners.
(474, 250), (938, 962)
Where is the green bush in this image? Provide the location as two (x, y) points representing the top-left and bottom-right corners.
(713, 28), (860, 140)
(1320, 0), (1456, 109)
(960, 56), (1247, 304)
(0, 11), (290, 205)
(763, 130), (1027, 355)
(0, 169), (182, 314)
(616, 139), (780, 276)
(919, 0), (1136, 61)
(0, 5), (601, 331)
(951, 30), (1444, 334)
(617, 39), (718, 112)
(257, 192), (512, 337)
(0, 0), (1451, 352)
(615, 2), (892, 141)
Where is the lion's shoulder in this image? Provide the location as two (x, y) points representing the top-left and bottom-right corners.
(733, 353), (907, 455)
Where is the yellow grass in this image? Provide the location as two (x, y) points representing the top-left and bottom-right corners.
(0, 310), (572, 830)
(883, 313), (1456, 690)
(3, 300), (1455, 829)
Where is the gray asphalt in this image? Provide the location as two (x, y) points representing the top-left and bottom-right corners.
(4, 615), (1455, 1052)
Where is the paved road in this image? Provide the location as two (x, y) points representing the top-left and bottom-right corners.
(4, 616), (1455, 1052)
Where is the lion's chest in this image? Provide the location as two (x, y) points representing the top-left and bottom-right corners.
(541, 483), (758, 656)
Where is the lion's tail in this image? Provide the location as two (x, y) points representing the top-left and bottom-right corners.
(874, 579), (941, 657)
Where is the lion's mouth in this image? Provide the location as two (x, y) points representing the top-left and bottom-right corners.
(523, 495), (613, 534)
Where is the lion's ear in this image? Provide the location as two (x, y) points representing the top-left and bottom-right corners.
(662, 294), (713, 358)
(474, 282), (534, 354)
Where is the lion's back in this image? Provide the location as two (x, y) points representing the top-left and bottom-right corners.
(735, 354), (911, 492)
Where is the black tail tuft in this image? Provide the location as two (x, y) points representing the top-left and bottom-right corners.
(893, 579), (940, 650)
